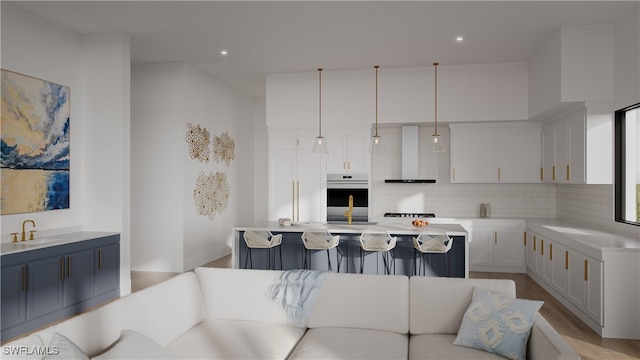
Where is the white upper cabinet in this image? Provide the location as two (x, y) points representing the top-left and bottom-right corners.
(325, 130), (370, 174)
(540, 102), (611, 184)
(450, 123), (542, 183)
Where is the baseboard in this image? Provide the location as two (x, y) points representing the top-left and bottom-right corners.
(183, 246), (231, 271)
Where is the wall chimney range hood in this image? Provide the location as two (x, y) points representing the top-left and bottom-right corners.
(384, 125), (436, 184)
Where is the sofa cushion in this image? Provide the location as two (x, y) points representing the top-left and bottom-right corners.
(166, 318), (306, 359)
(307, 273), (409, 334)
(93, 329), (177, 360)
(410, 277), (516, 335)
(410, 334), (505, 359)
(132, 271), (205, 346)
(288, 327), (408, 360)
(452, 287), (543, 360)
(194, 267), (293, 325)
(1, 335), (44, 360)
(35, 294), (145, 357)
(43, 332), (88, 360)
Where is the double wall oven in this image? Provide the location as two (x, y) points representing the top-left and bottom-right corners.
(326, 174), (369, 222)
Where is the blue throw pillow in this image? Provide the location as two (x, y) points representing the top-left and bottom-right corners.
(453, 287), (543, 360)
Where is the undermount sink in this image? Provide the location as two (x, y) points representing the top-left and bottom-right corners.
(21, 237), (62, 245)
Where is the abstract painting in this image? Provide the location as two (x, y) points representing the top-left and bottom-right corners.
(1, 69), (70, 214)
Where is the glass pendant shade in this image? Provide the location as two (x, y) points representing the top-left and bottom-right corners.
(369, 134), (383, 153)
(428, 134), (446, 153)
(313, 135), (328, 153)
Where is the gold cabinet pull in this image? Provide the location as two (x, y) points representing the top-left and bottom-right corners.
(541, 239), (544, 255)
(60, 257), (65, 280)
(523, 232), (527, 246)
(21, 265), (26, 291)
(533, 236), (536, 251)
(584, 259), (588, 281)
(291, 181), (295, 220)
(296, 181), (300, 221)
(565, 251), (569, 270)
(552, 165), (556, 181)
(566, 164), (570, 181)
(540, 167), (544, 181)
(98, 249), (103, 270)
(549, 243), (553, 261)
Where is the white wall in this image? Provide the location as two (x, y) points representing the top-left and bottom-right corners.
(131, 63), (255, 272)
(253, 98), (269, 222)
(1, 3), (132, 293)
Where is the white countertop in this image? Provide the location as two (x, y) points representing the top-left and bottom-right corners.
(526, 219), (640, 259)
(233, 221), (468, 236)
(0, 231), (119, 256)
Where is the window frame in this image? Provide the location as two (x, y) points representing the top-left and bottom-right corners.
(614, 103), (640, 227)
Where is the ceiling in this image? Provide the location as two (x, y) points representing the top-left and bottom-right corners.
(9, 1), (638, 98)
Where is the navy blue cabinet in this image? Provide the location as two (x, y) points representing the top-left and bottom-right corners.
(1, 264), (26, 330)
(1, 233), (119, 342)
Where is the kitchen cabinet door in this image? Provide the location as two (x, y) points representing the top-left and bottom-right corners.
(550, 242), (568, 296)
(497, 129), (541, 183)
(268, 130), (325, 222)
(568, 114), (586, 184)
(541, 238), (552, 285)
(525, 232), (537, 273)
(542, 126), (556, 182)
(450, 132), (495, 183)
(567, 250), (587, 310)
(63, 250), (95, 307)
(566, 250), (603, 325)
(586, 258), (603, 326)
(534, 236), (545, 279)
(1, 264), (26, 330)
(27, 256), (64, 320)
(95, 243), (120, 296)
(468, 226), (494, 267)
(325, 130), (370, 174)
(493, 228), (525, 270)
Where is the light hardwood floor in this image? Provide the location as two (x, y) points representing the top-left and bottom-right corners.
(131, 256), (640, 360)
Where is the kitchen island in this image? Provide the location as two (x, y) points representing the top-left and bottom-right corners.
(232, 222), (469, 277)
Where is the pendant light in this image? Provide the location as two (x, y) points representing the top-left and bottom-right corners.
(312, 68), (328, 153)
(369, 65), (383, 153)
(428, 62), (446, 153)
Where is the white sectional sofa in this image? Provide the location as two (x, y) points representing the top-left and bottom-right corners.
(2, 268), (579, 359)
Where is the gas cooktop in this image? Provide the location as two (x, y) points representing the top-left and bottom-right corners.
(383, 212), (436, 218)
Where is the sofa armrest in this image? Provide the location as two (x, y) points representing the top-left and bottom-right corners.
(528, 315), (580, 360)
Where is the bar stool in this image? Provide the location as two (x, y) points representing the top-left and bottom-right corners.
(301, 230), (340, 271)
(359, 230), (397, 275)
(412, 232), (453, 277)
(242, 230), (283, 270)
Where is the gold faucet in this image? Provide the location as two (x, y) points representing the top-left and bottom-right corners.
(343, 195), (354, 225)
(21, 220), (36, 241)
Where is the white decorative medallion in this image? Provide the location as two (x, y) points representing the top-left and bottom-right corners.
(213, 131), (235, 166)
(185, 123), (211, 163)
(193, 171), (230, 220)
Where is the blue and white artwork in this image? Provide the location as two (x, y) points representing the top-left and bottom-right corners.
(1, 69), (70, 214)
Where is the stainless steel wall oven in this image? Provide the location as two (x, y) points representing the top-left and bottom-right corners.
(326, 174), (368, 222)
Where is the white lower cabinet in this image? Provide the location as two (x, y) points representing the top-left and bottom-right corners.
(469, 220), (526, 273)
(526, 228), (606, 333)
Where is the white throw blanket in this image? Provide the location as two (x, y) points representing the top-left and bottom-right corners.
(265, 269), (329, 327)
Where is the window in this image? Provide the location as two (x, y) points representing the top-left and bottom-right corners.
(615, 103), (640, 226)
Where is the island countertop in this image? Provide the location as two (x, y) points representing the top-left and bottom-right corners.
(233, 221), (468, 236)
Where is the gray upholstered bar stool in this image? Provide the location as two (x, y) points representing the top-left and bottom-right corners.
(412, 232), (453, 276)
(242, 229), (283, 270)
(359, 230), (397, 275)
(301, 230), (340, 271)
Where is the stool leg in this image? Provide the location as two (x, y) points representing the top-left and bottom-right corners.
(360, 248), (365, 274)
(279, 246), (283, 270)
(326, 249), (332, 271)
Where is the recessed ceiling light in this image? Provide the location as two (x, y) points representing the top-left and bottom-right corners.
(220, 50), (228, 56)
(456, 36), (464, 43)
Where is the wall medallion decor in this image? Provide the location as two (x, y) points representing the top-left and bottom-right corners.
(1, 69), (70, 215)
(185, 123), (210, 163)
(213, 131), (235, 166)
(193, 170), (230, 220)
